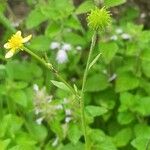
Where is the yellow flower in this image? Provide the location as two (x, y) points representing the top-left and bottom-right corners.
(4, 31), (32, 58)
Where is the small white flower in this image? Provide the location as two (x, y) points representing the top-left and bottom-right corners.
(62, 43), (72, 51)
(65, 109), (71, 116)
(52, 137), (59, 147)
(12, 21), (20, 27)
(116, 28), (123, 34)
(65, 117), (72, 123)
(56, 49), (68, 64)
(46, 95), (53, 103)
(35, 109), (41, 115)
(33, 84), (39, 92)
(63, 98), (69, 104)
(50, 42), (60, 50)
(140, 13), (146, 18)
(110, 35), (118, 41)
(121, 33), (131, 40)
(55, 105), (63, 110)
(76, 46), (82, 51)
(36, 117), (44, 125)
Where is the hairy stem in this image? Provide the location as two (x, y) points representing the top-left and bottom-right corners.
(22, 46), (76, 96)
(81, 31), (97, 150)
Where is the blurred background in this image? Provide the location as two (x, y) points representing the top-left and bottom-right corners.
(0, 0), (150, 150)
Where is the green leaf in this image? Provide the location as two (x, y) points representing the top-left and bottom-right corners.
(68, 123), (82, 144)
(117, 111), (135, 125)
(26, 7), (47, 29)
(0, 139), (11, 150)
(61, 142), (84, 150)
(6, 61), (43, 82)
(131, 137), (150, 150)
(85, 105), (108, 117)
(113, 128), (132, 147)
(13, 81), (28, 89)
(0, 2), (7, 13)
(86, 74), (109, 92)
(89, 53), (102, 70)
(15, 132), (37, 146)
(64, 32), (86, 46)
(41, 0), (74, 20)
(132, 124), (150, 150)
(141, 49), (150, 61)
(119, 92), (136, 112)
(115, 72), (139, 92)
(51, 80), (71, 92)
(134, 124), (150, 138)
(104, 0), (126, 8)
(100, 42), (118, 64)
(50, 119), (63, 139)
(75, 1), (95, 14)
(0, 114), (23, 138)
(134, 97), (150, 116)
(45, 22), (61, 38)
(29, 35), (50, 51)
(10, 90), (28, 107)
(31, 123), (47, 142)
(142, 60), (150, 78)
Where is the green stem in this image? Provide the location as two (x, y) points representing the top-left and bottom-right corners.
(0, 12), (16, 33)
(81, 31), (97, 150)
(22, 46), (76, 96)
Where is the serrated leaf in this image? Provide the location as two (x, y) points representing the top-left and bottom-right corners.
(89, 53), (101, 70)
(75, 1), (95, 15)
(115, 72), (139, 92)
(51, 80), (71, 92)
(131, 137), (150, 150)
(29, 35), (50, 52)
(0, 139), (11, 150)
(113, 128), (132, 147)
(26, 7), (47, 29)
(10, 90), (28, 107)
(135, 97), (150, 116)
(134, 124), (150, 138)
(117, 111), (135, 125)
(85, 105), (108, 117)
(100, 42), (118, 64)
(104, 0), (126, 8)
(85, 74), (109, 92)
(68, 123), (82, 144)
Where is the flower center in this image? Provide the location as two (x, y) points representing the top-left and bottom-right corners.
(8, 34), (23, 49)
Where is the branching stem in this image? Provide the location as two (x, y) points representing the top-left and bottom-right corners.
(80, 31), (97, 150)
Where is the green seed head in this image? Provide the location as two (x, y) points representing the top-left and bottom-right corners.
(87, 7), (112, 31)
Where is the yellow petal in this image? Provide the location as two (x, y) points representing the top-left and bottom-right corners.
(16, 31), (22, 36)
(5, 50), (15, 59)
(4, 43), (11, 49)
(22, 35), (32, 43)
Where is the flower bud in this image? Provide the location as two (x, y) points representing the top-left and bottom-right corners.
(87, 7), (111, 31)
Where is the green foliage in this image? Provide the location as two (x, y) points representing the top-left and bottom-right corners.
(0, 0), (150, 149)
(86, 74), (109, 92)
(104, 0), (126, 8)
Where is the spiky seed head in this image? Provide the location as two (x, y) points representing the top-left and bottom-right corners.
(87, 7), (112, 31)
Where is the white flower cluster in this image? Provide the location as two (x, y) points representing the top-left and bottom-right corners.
(50, 42), (72, 64)
(110, 28), (131, 41)
(50, 42), (82, 64)
(33, 85), (74, 126)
